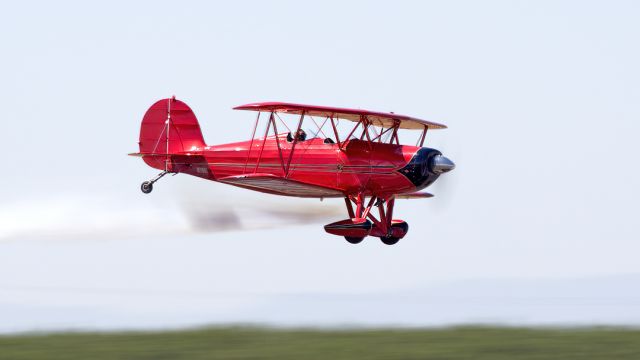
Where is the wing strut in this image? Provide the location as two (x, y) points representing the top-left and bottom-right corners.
(390, 121), (400, 145)
(243, 111), (261, 172)
(253, 112), (272, 173)
(360, 115), (373, 150)
(417, 125), (428, 147)
(342, 118), (363, 149)
(372, 126), (393, 143)
(165, 98), (171, 171)
(330, 116), (342, 148)
(285, 111), (305, 178)
(269, 112), (287, 176)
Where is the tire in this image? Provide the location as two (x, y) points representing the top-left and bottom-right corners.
(380, 236), (400, 245)
(380, 222), (408, 245)
(141, 181), (153, 194)
(344, 236), (364, 244)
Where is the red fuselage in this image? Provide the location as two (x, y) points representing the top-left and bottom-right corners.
(156, 134), (440, 198)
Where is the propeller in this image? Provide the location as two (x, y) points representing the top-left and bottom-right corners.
(427, 137), (460, 212)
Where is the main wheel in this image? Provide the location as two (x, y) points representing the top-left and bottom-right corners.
(344, 236), (364, 244)
(380, 222), (408, 245)
(380, 236), (400, 245)
(141, 181), (153, 194)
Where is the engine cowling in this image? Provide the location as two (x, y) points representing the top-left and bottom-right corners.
(398, 148), (455, 190)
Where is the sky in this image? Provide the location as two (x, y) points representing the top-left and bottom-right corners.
(0, 0), (639, 332)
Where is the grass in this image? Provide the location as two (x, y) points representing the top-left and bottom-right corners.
(1, 326), (640, 359)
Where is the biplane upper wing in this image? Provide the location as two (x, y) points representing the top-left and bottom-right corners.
(233, 102), (447, 130)
(217, 173), (344, 198)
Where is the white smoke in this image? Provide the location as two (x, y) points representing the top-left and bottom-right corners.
(0, 193), (343, 242)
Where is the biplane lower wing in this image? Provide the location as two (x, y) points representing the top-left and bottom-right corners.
(395, 192), (434, 199)
(127, 152), (201, 157)
(217, 174), (344, 198)
(128, 152), (165, 157)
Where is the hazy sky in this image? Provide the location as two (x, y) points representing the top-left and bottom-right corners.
(1, 1), (639, 332)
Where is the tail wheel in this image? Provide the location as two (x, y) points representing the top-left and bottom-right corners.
(344, 236), (364, 244)
(141, 181), (153, 194)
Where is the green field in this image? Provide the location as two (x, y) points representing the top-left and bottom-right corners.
(1, 327), (639, 360)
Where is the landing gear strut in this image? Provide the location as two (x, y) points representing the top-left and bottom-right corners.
(327, 194), (409, 245)
(140, 170), (170, 194)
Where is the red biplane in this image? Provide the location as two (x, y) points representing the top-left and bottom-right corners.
(130, 97), (455, 245)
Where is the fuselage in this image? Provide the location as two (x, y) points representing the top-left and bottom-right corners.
(165, 133), (443, 198)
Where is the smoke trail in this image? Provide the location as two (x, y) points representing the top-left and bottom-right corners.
(0, 193), (343, 242)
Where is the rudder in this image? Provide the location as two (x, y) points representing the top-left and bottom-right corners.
(138, 97), (206, 170)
